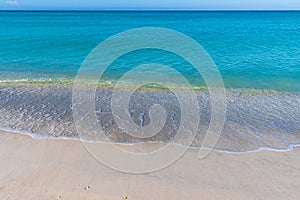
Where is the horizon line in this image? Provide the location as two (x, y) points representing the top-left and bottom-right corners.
(1, 9), (300, 11)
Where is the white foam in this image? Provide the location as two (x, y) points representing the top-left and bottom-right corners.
(1, 126), (299, 154)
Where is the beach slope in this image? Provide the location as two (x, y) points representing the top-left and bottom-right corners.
(0, 130), (299, 200)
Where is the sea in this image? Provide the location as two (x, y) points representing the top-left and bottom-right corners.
(0, 11), (299, 152)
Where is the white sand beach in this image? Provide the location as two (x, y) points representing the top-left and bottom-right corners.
(0, 130), (299, 200)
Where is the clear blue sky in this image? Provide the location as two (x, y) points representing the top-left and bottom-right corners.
(1, 0), (300, 10)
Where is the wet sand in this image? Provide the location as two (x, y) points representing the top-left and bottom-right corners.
(0, 130), (299, 200)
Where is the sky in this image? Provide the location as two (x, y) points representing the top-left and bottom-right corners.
(1, 0), (300, 10)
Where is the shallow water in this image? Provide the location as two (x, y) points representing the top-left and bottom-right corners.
(0, 84), (299, 152)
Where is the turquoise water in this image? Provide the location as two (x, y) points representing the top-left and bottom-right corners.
(0, 11), (299, 91)
(0, 11), (299, 152)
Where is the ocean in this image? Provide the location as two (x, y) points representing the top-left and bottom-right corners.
(0, 11), (299, 152)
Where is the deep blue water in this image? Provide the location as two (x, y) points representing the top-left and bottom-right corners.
(0, 11), (299, 90)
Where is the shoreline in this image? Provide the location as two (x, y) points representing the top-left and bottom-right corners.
(1, 126), (300, 155)
(1, 130), (300, 199)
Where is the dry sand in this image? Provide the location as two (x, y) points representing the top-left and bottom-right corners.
(0, 130), (299, 200)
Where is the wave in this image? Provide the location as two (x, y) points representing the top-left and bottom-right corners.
(0, 84), (299, 153)
(1, 125), (300, 154)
